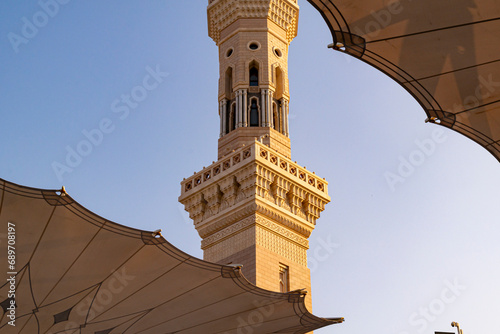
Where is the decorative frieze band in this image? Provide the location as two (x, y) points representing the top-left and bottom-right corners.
(255, 215), (308, 248)
(201, 214), (309, 250)
(201, 215), (255, 249)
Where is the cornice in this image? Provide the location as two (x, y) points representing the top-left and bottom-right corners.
(207, 0), (299, 44)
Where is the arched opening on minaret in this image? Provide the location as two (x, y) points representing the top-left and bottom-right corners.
(249, 98), (260, 127)
(272, 102), (279, 132)
(249, 61), (259, 87)
(225, 67), (233, 99)
(275, 67), (284, 99)
(229, 102), (236, 132)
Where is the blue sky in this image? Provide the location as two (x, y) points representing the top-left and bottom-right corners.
(1, 1), (499, 333)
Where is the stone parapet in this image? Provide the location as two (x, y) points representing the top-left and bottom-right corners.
(180, 141), (328, 199)
(179, 140), (330, 256)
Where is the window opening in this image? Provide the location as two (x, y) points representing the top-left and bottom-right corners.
(250, 99), (259, 127)
(229, 103), (236, 132)
(272, 103), (279, 132)
(279, 264), (289, 292)
(250, 67), (259, 86)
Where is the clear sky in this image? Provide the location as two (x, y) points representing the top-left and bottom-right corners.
(1, 1), (499, 333)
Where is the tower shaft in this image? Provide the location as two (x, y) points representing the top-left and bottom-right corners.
(179, 0), (330, 312)
(209, 0), (299, 159)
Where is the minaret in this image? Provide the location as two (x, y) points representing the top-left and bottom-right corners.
(179, 0), (330, 311)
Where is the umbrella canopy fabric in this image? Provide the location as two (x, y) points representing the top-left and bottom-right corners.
(308, 0), (500, 161)
(0, 178), (342, 333)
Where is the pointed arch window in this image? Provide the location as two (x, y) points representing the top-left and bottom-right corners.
(275, 67), (284, 99)
(229, 103), (236, 132)
(272, 102), (279, 132)
(225, 100), (231, 134)
(225, 67), (233, 99)
(249, 98), (259, 127)
(249, 67), (259, 87)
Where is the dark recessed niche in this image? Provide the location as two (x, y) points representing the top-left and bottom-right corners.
(274, 48), (282, 57)
(226, 48), (233, 57)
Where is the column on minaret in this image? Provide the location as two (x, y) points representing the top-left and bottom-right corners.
(233, 92), (237, 129)
(282, 99), (287, 136)
(235, 91), (239, 128)
(222, 98), (227, 136)
(280, 98), (286, 135)
(267, 89), (273, 128)
(261, 90), (266, 127)
(235, 90), (240, 128)
(238, 90), (244, 128)
(242, 89), (248, 127)
(281, 98), (289, 137)
(219, 101), (224, 138)
(285, 100), (290, 137)
(285, 99), (289, 136)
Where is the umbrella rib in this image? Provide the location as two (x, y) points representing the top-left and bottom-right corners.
(361, 49), (442, 111)
(133, 277), (245, 333)
(38, 224), (105, 306)
(210, 314), (299, 334)
(453, 120), (494, 144)
(486, 140), (500, 147)
(405, 58), (500, 83)
(453, 98), (500, 115)
(165, 300), (285, 334)
(90, 259), (190, 322)
(366, 16), (500, 44)
(12, 205), (58, 330)
(307, 0), (349, 34)
(17, 265), (39, 334)
(26, 206), (57, 266)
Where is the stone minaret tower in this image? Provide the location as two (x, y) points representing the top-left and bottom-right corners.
(179, 0), (330, 311)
